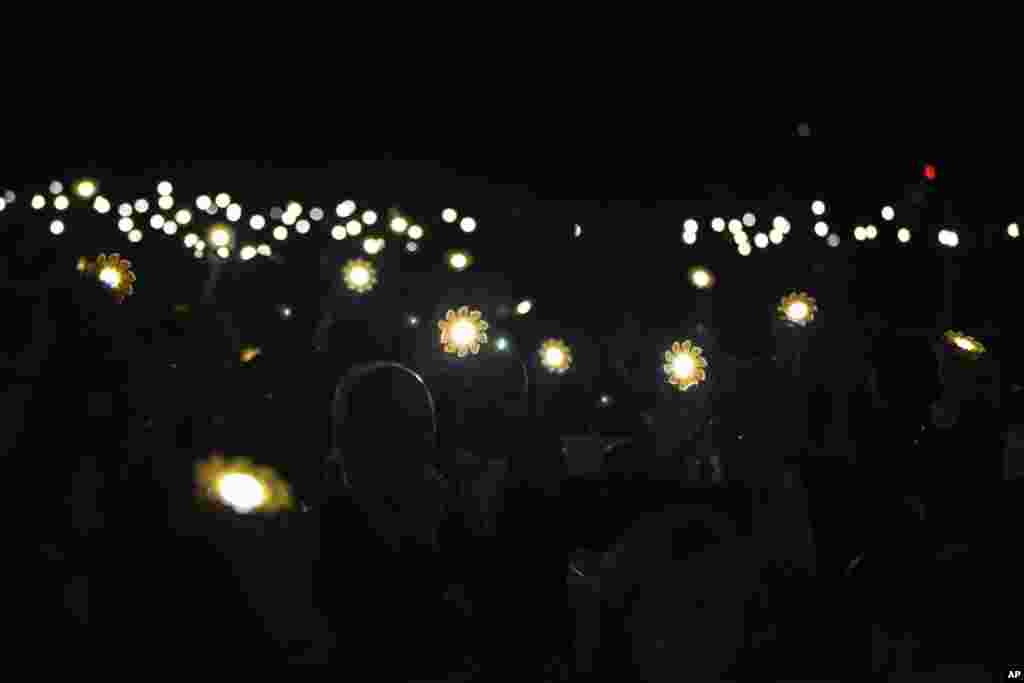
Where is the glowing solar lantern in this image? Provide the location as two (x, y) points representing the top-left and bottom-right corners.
(459, 217), (477, 233)
(118, 217), (133, 232)
(157, 181), (173, 196)
(663, 340), (708, 391)
(512, 299), (532, 316)
(854, 226), (866, 241)
(944, 330), (986, 359)
(447, 250), (471, 271)
(184, 233), (198, 248)
(163, 221), (178, 235)
(390, 216), (409, 233)
(226, 204), (243, 223)
(285, 202), (302, 217)
(49, 220), (65, 235)
(93, 196), (111, 214)
(282, 212), (297, 226)
(196, 195), (212, 211)
(897, 228), (911, 243)
(49, 181), (63, 195)
(149, 215), (165, 230)
(158, 195), (174, 211)
(362, 210), (378, 225)
(688, 266), (715, 290)
(346, 220), (363, 236)
(31, 194), (46, 210)
(240, 245), (257, 261)
(330, 225), (345, 240)
(310, 207), (325, 221)
(1008, 222), (1020, 238)
(728, 219), (743, 234)
(363, 237), (385, 255)
(408, 225), (424, 240)
(249, 215), (265, 230)
(215, 193), (231, 209)
(73, 179), (97, 200)
(240, 346), (261, 363)
(204, 226), (230, 250)
(438, 306), (489, 357)
(273, 226), (288, 241)
(711, 217), (725, 232)
(442, 208), (458, 224)
(683, 218), (699, 233)
(196, 452), (293, 515)
(732, 231), (747, 246)
(881, 206), (895, 221)
(683, 231), (697, 245)
(91, 253), (136, 302)
(777, 291), (818, 327)
(296, 219), (311, 234)
(540, 338), (573, 374)
(406, 241), (419, 253)
(771, 216), (786, 231)
(574, 224), (583, 237)
(812, 200), (826, 216)
(754, 232), (769, 249)
(742, 212), (756, 228)
(769, 230), (783, 245)
(128, 229), (142, 243)
(171, 209), (190, 226)
(342, 258), (377, 294)
(814, 221), (829, 237)
(257, 244), (271, 257)
(738, 242), (752, 256)
(866, 224), (878, 240)
(54, 195), (70, 211)
(337, 200), (356, 218)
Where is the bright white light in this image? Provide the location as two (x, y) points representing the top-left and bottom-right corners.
(273, 226), (288, 241)
(158, 196), (174, 211)
(814, 221), (829, 237)
(226, 204), (242, 222)
(184, 233), (198, 248)
(362, 210), (378, 225)
(75, 180), (97, 199)
(364, 237), (384, 255)
(195, 240), (205, 251)
(118, 203), (133, 217)
(711, 217), (725, 232)
(0, 198), (5, 212)
(854, 226), (866, 241)
(175, 209), (192, 225)
(671, 353), (695, 378)
(196, 195), (212, 211)
(459, 217), (477, 233)
(349, 265), (371, 287)
(213, 246), (228, 259)
(49, 181), (63, 195)
(683, 231), (697, 245)
(733, 231), (748, 246)
(194, 250), (204, 259)
(157, 181), (173, 196)
(406, 242), (419, 253)
(865, 224), (878, 240)
(282, 212), (297, 226)
(408, 225), (424, 240)
(728, 219), (743, 234)
(691, 269), (711, 288)
(449, 252), (469, 269)
(574, 224), (582, 237)
(897, 228), (911, 243)
(118, 217), (133, 232)
(49, 220), (64, 235)
(827, 233), (840, 248)
(786, 301), (809, 322)
(683, 218), (699, 233)
(128, 229), (142, 243)
(163, 221), (178, 235)
(754, 233), (769, 248)
(310, 207), (324, 221)
(812, 200), (826, 216)
(742, 212), (756, 227)
(295, 219), (311, 234)
(772, 216), (787, 231)
(331, 225), (346, 240)
(337, 200), (356, 218)
(257, 244), (271, 256)
(945, 230), (959, 247)
(738, 242), (752, 256)
(442, 208), (458, 223)
(516, 299), (533, 315)
(1008, 222), (1020, 238)
(2, 190), (12, 203)
(769, 230), (783, 245)
(240, 246), (257, 260)
(54, 195), (70, 211)
(250, 215), (265, 230)
(31, 194), (46, 210)
(881, 206), (895, 221)
(210, 227), (231, 247)
(450, 320), (478, 347)
(99, 267), (120, 288)
(93, 196), (111, 214)
(496, 337), (509, 351)
(215, 193), (231, 209)
(150, 215), (165, 229)
(390, 216), (409, 233)
(346, 220), (363, 236)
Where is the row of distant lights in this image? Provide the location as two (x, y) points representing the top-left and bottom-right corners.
(687, 212), (798, 256)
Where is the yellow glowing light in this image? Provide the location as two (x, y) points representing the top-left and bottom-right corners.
(128, 230), (143, 243)
(442, 208), (458, 223)
(240, 346), (262, 363)
(196, 195), (212, 211)
(459, 217), (477, 233)
(31, 194), (46, 210)
(331, 225), (346, 240)
(99, 266), (121, 289)
(54, 195), (70, 211)
(438, 306), (489, 357)
(408, 225), (424, 240)
(516, 299), (533, 315)
(83, 253), (136, 301)
(73, 179), (98, 199)
(215, 193), (231, 209)
(944, 330), (986, 359)
(196, 452), (292, 515)
(363, 237), (384, 255)
(346, 220), (363, 236)
(209, 225), (231, 248)
(663, 340), (708, 391)
(157, 181), (173, 196)
(1009, 223), (1020, 238)
(158, 195), (174, 211)
(777, 291), (818, 327)
(93, 195), (111, 214)
(688, 266), (714, 289)
(539, 338), (573, 374)
(390, 216), (409, 233)
(342, 258), (377, 293)
(448, 251), (470, 271)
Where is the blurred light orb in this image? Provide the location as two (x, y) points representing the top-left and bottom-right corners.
(598, 394), (613, 407)
(540, 339), (573, 374)
(663, 340), (707, 391)
(742, 212), (756, 227)
(574, 224), (582, 237)
(54, 195), (70, 211)
(738, 242), (752, 256)
(241, 245), (258, 260)
(363, 237), (384, 255)
(0, 198), (5, 212)
(439, 306), (489, 356)
(683, 218), (699, 233)
(814, 221), (829, 237)
(459, 217), (477, 233)
(342, 258), (377, 293)
(495, 337), (509, 351)
(215, 472), (267, 514)
(337, 200), (356, 218)
(214, 247), (228, 259)
(1008, 222), (1020, 238)
(184, 233), (198, 248)
(346, 220), (363, 236)
(49, 181), (63, 195)
(93, 196), (111, 214)
(827, 233), (841, 248)
(946, 231), (959, 247)
(2, 190), (13, 203)
(683, 231), (697, 245)
(250, 215), (265, 230)
(362, 210), (378, 225)
(196, 195), (213, 211)
(732, 231), (747, 246)
(331, 225), (346, 240)
(689, 266), (714, 289)
(163, 221), (178, 235)
(854, 226), (866, 241)
(74, 179), (97, 199)
(209, 226), (231, 247)
(31, 194), (46, 210)
(310, 207), (324, 221)
(150, 215), (165, 229)
(449, 251), (470, 270)
(295, 219), (311, 234)
(390, 216), (409, 233)
(273, 226), (288, 241)
(98, 266), (121, 288)
(226, 204), (243, 222)
(407, 314), (420, 327)
(270, 207), (284, 220)
(158, 195), (174, 211)
(282, 212), (297, 226)
(408, 225), (424, 240)
(49, 220), (65, 235)
(196, 240), (206, 251)
(157, 181), (173, 196)
(897, 228), (911, 243)
(286, 202), (302, 216)
(442, 208), (458, 223)
(754, 232), (769, 248)
(128, 229), (142, 243)
(118, 217), (134, 232)
(215, 193), (231, 209)
(772, 216), (787, 231)
(866, 224), (878, 240)
(812, 200), (826, 216)
(174, 209), (191, 225)
(516, 299), (533, 315)
(728, 218), (743, 233)
(881, 206), (895, 221)
(257, 244), (271, 256)
(118, 203), (133, 217)
(769, 230), (783, 245)
(711, 217), (726, 232)
(778, 291), (818, 327)
(405, 241), (419, 253)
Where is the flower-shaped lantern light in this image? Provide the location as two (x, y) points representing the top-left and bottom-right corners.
(342, 258), (378, 294)
(81, 253), (136, 302)
(688, 266), (716, 290)
(196, 452), (293, 514)
(539, 338), (573, 374)
(944, 330), (986, 360)
(663, 340), (708, 391)
(777, 291), (818, 327)
(439, 306), (489, 357)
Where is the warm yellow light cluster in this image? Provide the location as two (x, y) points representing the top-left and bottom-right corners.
(439, 306), (489, 357)
(342, 258), (377, 293)
(196, 452), (292, 514)
(777, 291), (817, 326)
(944, 330), (986, 359)
(663, 340), (707, 391)
(539, 338), (573, 374)
(80, 253), (136, 302)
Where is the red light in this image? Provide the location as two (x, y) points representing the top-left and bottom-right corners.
(924, 163), (937, 181)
